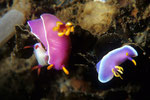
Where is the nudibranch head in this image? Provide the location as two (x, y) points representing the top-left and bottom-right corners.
(33, 43), (48, 67)
(27, 14), (74, 75)
(96, 45), (138, 83)
(24, 43), (48, 75)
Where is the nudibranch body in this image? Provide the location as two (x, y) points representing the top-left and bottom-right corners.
(27, 14), (74, 75)
(96, 45), (138, 83)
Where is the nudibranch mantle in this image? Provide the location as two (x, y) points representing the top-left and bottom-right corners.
(96, 45), (138, 83)
(41, 14), (71, 70)
(27, 14), (74, 75)
(27, 19), (48, 50)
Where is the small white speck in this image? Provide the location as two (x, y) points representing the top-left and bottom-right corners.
(143, 52), (146, 55)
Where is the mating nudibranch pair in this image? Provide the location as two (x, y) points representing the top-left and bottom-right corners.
(96, 45), (138, 83)
(27, 14), (74, 75)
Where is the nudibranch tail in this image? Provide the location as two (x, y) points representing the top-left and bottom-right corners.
(53, 21), (74, 37)
(112, 66), (124, 80)
(62, 66), (69, 75)
(126, 53), (137, 66)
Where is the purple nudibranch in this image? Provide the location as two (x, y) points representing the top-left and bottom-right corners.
(96, 45), (138, 83)
(27, 14), (74, 75)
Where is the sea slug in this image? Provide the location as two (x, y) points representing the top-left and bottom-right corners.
(27, 14), (74, 75)
(96, 45), (138, 83)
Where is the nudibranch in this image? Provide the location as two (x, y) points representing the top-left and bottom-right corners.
(27, 14), (74, 75)
(96, 45), (138, 83)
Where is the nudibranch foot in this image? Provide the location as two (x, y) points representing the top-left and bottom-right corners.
(47, 64), (54, 70)
(126, 53), (136, 66)
(112, 66), (124, 80)
(53, 21), (74, 37)
(62, 66), (69, 75)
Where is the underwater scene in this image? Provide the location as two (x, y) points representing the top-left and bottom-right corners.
(0, 0), (150, 100)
